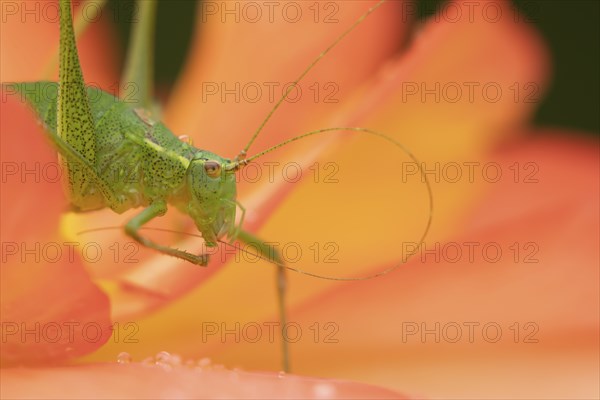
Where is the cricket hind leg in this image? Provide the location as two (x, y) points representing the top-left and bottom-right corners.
(125, 200), (209, 266)
(238, 229), (290, 373)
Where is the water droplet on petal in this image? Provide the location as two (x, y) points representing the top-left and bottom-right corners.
(170, 354), (182, 366)
(154, 351), (175, 371)
(117, 352), (132, 364)
(277, 371), (286, 378)
(155, 351), (171, 363)
(197, 357), (212, 368)
(313, 383), (336, 399)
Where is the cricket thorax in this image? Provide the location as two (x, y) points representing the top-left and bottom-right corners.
(87, 105), (190, 210)
(92, 100), (238, 245)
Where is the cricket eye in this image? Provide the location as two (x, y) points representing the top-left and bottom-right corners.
(204, 161), (221, 178)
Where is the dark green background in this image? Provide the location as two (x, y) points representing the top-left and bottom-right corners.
(107, 0), (599, 135)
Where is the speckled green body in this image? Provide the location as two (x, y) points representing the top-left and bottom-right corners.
(15, 82), (238, 246)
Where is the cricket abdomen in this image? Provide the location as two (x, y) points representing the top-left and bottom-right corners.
(15, 82), (197, 213)
(17, 81), (239, 247)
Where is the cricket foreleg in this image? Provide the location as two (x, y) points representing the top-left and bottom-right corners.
(238, 229), (290, 373)
(230, 200), (246, 243)
(125, 201), (209, 266)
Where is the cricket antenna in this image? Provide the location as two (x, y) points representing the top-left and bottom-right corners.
(227, 126), (433, 281)
(235, 0), (387, 161)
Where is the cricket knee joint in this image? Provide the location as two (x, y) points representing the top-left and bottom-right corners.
(124, 223), (143, 242)
(198, 254), (210, 267)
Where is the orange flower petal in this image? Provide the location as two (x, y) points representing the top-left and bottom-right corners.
(1, 1), (121, 365)
(260, 0), (551, 278)
(0, 0), (118, 86)
(229, 134), (597, 398)
(0, 362), (408, 399)
(0, 95), (111, 365)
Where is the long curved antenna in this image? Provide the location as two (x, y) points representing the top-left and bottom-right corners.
(231, 126), (433, 280)
(238, 0), (387, 160)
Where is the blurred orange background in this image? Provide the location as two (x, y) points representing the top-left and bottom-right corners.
(1, 0), (598, 398)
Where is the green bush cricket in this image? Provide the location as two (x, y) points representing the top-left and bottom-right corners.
(7, 0), (432, 372)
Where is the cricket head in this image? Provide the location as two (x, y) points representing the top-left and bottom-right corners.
(186, 151), (237, 247)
